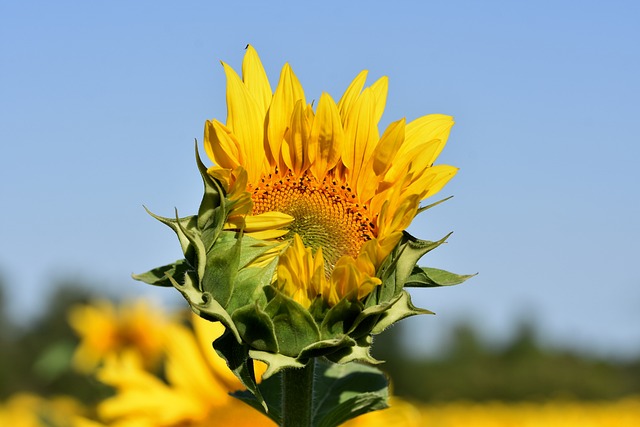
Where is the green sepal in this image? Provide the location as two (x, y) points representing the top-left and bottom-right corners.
(205, 231), (276, 272)
(225, 259), (276, 314)
(249, 350), (306, 379)
(212, 328), (266, 411)
(264, 291), (321, 357)
(174, 209), (208, 287)
(143, 207), (199, 266)
(370, 290), (433, 334)
(298, 335), (357, 361)
(325, 335), (381, 365)
(195, 143), (227, 241)
(392, 232), (452, 297)
(405, 266), (476, 287)
(349, 293), (403, 339)
(189, 290), (242, 343)
(320, 297), (363, 338)
(370, 231), (452, 306)
(201, 231), (241, 307)
(231, 303), (278, 353)
(131, 259), (189, 287)
(417, 195), (453, 215)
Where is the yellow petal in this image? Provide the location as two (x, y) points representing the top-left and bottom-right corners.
(245, 229), (290, 240)
(354, 118), (405, 203)
(369, 76), (389, 124)
(342, 88), (378, 178)
(225, 211), (294, 232)
(406, 164), (459, 200)
(338, 70), (367, 123)
(191, 315), (243, 390)
(222, 61), (265, 182)
(207, 167), (231, 190)
(330, 256), (381, 303)
(275, 234), (328, 308)
(360, 233), (403, 267)
(163, 324), (231, 402)
(282, 99), (311, 175)
(250, 242), (288, 269)
(267, 63), (306, 169)
(385, 114), (454, 182)
(309, 92), (344, 180)
(403, 114), (454, 163)
(372, 118), (405, 176)
(204, 119), (242, 170)
(242, 45), (272, 117)
(97, 352), (207, 424)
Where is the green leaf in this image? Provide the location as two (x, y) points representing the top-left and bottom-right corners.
(212, 329), (266, 410)
(312, 359), (388, 427)
(131, 259), (190, 287)
(264, 292), (321, 357)
(405, 266), (476, 287)
(233, 359), (389, 427)
(232, 371), (283, 424)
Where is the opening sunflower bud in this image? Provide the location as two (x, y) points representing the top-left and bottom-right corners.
(135, 45), (471, 381)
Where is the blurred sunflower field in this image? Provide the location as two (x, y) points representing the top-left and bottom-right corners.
(1, 283), (639, 426)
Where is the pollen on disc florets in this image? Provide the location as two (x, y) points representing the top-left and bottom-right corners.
(249, 169), (376, 274)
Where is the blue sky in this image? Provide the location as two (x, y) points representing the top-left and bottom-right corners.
(1, 0), (639, 358)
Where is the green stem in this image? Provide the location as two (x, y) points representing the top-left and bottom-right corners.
(281, 359), (316, 427)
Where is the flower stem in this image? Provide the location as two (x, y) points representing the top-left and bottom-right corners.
(281, 359), (316, 427)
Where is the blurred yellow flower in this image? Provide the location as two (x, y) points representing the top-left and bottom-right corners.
(343, 397), (423, 427)
(207, 45), (457, 308)
(0, 393), (101, 427)
(418, 398), (640, 427)
(68, 299), (169, 373)
(95, 315), (275, 427)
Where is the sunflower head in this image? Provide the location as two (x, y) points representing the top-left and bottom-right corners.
(134, 46), (471, 398)
(68, 299), (169, 373)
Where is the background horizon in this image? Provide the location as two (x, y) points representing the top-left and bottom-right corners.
(2, 0), (639, 359)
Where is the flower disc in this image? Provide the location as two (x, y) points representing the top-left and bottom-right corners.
(250, 170), (374, 274)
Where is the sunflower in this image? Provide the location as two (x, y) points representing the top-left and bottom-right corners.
(135, 46), (469, 386)
(96, 315), (275, 427)
(205, 45), (457, 309)
(0, 393), (101, 427)
(68, 300), (170, 373)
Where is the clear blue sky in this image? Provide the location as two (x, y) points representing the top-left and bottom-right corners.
(1, 0), (639, 358)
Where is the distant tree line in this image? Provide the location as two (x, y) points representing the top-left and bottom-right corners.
(373, 320), (640, 402)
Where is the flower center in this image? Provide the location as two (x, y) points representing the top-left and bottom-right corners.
(249, 170), (375, 273)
